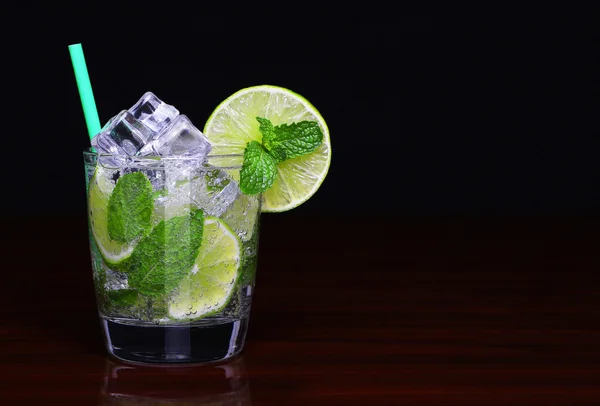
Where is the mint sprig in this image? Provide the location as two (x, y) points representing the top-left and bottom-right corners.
(108, 172), (154, 243)
(239, 117), (323, 195)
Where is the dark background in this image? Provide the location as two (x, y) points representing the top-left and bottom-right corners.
(2, 10), (598, 217)
(2, 9), (600, 403)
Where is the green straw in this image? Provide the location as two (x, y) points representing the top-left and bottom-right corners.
(68, 43), (101, 142)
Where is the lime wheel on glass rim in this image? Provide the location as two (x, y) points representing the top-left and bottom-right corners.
(203, 85), (331, 212)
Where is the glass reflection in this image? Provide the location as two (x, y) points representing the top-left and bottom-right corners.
(99, 356), (251, 405)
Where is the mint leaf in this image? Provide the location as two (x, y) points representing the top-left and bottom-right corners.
(272, 121), (323, 161)
(124, 210), (204, 297)
(107, 289), (139, 307)
(240, 141), (278, 195)
(108, 172), (154, 243)
(256, 117), (276, 144)
(256, 117), (323, 162)
(256, 117), (285, 162)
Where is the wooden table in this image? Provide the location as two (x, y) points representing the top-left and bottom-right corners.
(1, 215), (599, 404)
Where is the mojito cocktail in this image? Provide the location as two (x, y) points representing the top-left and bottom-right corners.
(84, 86), (330, 364)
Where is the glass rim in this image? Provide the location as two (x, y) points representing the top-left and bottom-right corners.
(83, 150), (244, 169)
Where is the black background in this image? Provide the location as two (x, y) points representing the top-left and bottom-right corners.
(2, 9), (598, 218)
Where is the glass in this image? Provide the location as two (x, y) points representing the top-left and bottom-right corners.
(84, 151), (261, 365)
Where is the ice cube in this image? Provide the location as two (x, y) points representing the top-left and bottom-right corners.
(138, 115), (212, 157)
(121, 157), (166, 191)
(128, 91), (179, 134)
(104, 267), (129, 291)
(157, 163), (239, 218)
(92, 110), (154, 156)
(222, 192), (260, 242)
(163, 158), (202, 197)
(190, 168), (240, 217)
(150, 159), (201, 220)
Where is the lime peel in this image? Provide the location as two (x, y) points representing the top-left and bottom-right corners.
(88, 167), (136, 265)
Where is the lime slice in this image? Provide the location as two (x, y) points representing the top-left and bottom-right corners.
(88, 167), (136, 265)
(204, 85), (331, 212)
(168, 217), (241, 320)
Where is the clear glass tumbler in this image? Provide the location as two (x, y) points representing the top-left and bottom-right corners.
(84, 151), (260, 364)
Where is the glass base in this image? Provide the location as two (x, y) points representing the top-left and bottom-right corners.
(101, 316), (249, 365)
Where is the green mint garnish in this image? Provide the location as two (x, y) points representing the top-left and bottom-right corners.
(256, 117), (276, 143)
(107, 289), (139, 307)
(256, 117), (285, 162)
(240, 117), (323, 195)
(107, 172), (154, 243)
(264, 120), (323, 161)
(124, 210), (204, 298)
(240, 141), (278, 195)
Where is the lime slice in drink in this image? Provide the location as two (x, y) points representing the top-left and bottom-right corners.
(88, 167), (136, 265)
(204, 85), (331, 212)
(168, 217), (241, 320)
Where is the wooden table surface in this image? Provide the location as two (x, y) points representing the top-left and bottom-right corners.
(1, 214), (599, 404)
